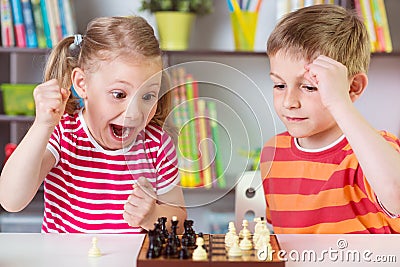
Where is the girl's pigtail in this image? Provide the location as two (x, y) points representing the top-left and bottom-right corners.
(43, 35), (82, 114)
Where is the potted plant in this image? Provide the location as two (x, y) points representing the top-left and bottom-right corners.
(140, 0), (213, 50)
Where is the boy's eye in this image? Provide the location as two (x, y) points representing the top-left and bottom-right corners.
(302, 85), (318, 92)
(273, 84), (286, 90)
(112, 91), (126, 99)
(142, 93), (156, 101)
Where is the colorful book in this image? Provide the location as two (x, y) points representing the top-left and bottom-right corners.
(21, 0), (38, 47)
(184, 74), (201, 187)
(207, 101), (225, 188)
(40, 0), (52, 47)
(57, 0), (67, 37)
(44, 0), (58, 46)
(0, 0), (15, 47)
(376, 0), (392, 53)
(204, 102), (218, 188)
(10, 0), (27, 47)
(61, 0), (77, 36)
(197, 99), (212, 188)
(357, 0), (377, 52)
(31, 0), (46, 48)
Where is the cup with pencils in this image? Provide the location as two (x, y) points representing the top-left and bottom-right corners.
(227, 0), (262, 51)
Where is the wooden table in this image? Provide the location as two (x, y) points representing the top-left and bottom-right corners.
(0, 233), (399, 267)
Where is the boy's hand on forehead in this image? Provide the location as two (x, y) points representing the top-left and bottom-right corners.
(123, 177), (157, 228)
(304, 55), (352, 110)
(33, 79), (70, 127)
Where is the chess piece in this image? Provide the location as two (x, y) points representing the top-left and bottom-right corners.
(255, 228), (271, 250)
(178, 236), (191, 259)
(228, 235), (242, 257)
(239, 226), (253, 250)
(239, 219), (249, 239)
(197, 232), (208, 252)
(253, 217), (269, 246)
(192, 236), (207, 260)
(158, 217), (169, 240)
(88, 237), (101, 257)
(224, 221), (237, 248)
(183, 219), (196, 247)
(146, 230), (161, 258)
(164, 231), (178, 257)
(171, 216), (180, 248)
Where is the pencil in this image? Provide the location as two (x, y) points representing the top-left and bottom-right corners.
(255, 0), (262, 13)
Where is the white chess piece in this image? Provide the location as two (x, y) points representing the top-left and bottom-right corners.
(239, 219), (249, 239)
(239, 227), (253, 250)
(228, 235), (242, 257)
(224, 221), (237, 248)
(255, 228), (271, 250)
(88, 237), (101, 257)
(253, 217), (269, 246)
(192, 236), (207, 260)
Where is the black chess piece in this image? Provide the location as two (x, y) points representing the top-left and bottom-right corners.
(158, 217), (169, 240)
(164, 231), (178, 257)
(178, 236), (191, 259)
(183, 219), (196, 247)
(171, 217), (180, 248)
(146, 230), (161, 258)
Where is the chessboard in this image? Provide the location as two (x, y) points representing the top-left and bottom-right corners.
(137, 234), (285, 267)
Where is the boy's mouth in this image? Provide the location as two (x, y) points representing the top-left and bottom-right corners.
(110, 124), (131, 139)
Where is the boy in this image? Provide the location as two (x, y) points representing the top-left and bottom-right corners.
(260, 4), (400, 233)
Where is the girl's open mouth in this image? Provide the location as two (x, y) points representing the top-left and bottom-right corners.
(110, 124), (131, 140)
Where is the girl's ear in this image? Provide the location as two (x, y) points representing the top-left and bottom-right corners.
(71, 68), (87, 99)
(349, 72), (368, 102)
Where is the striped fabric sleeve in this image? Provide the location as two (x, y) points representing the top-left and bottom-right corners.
(46, 122), (62, 166)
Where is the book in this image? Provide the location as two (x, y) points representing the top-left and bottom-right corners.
(21, 0), (38, 47)
(376, 0), (392, 53)
(31, 0), (46, 48)
(44, 0), (59, 46)
(10, 0), (27, 47)
(61, 0), (77, 36)
(357, 0), (377, 52)
(40, 0), (52, 47)
(57, 0), (67, 37)
(0, 0), (15, 47)
(197, 99), (212, 188)
(184, 74), (201, 187)
(207, 101), (225, 188)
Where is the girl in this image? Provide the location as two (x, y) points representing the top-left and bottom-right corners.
(0, 16), (187, 233)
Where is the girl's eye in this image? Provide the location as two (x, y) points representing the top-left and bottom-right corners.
(302, 85), (318, 92)
(273, 84), (286, 90)
(112, 91), (126, 99)
(143, 93), (156, 101)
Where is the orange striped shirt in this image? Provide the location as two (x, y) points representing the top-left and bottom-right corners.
(260, 131), (400, 234)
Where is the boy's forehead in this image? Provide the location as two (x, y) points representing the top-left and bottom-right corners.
(269, 52), (309, 80)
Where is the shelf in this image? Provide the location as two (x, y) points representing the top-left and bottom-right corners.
(0, 47), (50, 54)
(0, 115), (35, 122)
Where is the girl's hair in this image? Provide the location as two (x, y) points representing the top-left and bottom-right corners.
(267, 4), (370, 77)
(44, 16), (172, 130)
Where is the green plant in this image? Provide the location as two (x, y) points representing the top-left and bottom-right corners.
(140, 0), (213, 16)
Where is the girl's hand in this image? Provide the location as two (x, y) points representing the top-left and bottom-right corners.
(123, 177), (157, 228)
(33, 79), (70, 127)
(304, 55), (352, 111)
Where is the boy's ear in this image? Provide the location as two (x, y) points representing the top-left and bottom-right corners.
(349, 73), (368, 102)
(71, 68), (87, 99)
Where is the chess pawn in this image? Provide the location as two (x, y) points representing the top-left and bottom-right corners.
(88, 237), (101, 257)
(239, 219), (249, 239)
(228, 235), (242, 257)
(192, 236), (207, 260)
(239, 227), (253, 250)
(224, 222), (237, 248)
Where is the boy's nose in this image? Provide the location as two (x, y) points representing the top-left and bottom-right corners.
(283, 88), (301, 109)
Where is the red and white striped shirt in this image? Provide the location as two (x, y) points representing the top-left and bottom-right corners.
(44, 110), (179, 233)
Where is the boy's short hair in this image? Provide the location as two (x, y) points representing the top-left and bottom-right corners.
(267, 4), (370, 77)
